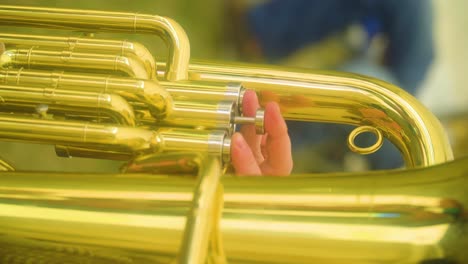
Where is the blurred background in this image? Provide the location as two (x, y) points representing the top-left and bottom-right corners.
(1, 0), (467, 173)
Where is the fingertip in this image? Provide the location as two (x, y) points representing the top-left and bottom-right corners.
(265, 102), (287, 137)
(242, 89), (260, 116)
(231, 132), (262, 176)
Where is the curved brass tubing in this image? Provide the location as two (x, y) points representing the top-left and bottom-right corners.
(0, 69), (245, 122)
(0, 5), (190, 81)
(157, 61), (453, 168)
(0, 84), (136, 126)
(0, 157), (466, 263)
(0, 33), (157, 79)
(0, 68), (171, 119)
(0, 5), (459, 263)
(0, 68), (260, 131)
(0, 48), (152, 79)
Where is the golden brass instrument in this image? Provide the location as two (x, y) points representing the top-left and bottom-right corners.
(0, 5), (463, 264)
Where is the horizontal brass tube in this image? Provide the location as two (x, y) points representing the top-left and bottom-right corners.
(0, 84), (136, 126)
(157, 61), (453, 168)
(141, 100), (236, 132)
(0, 5), (189, 81)
(0, 68), (171, 119)
(1, 48), (151, 79)
(0, 33), (157, 79)
(0, 68), (255, 130)
(0, 157), (466, 263)
(161, 80), (244, 107)
(0, 114), (231, 162)
(0, 69), (246, 120)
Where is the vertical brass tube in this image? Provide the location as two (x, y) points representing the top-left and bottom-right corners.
(0, 5), (190, 81)
(178, 155), (224, 264)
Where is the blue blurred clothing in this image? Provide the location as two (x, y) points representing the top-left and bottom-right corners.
(246, 0), (435, 170)
(247, 0), (434, 94)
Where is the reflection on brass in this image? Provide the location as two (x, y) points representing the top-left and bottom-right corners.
(0, 157), (13, 171)
(0, 157), (467, 263)
(0, 4), (459, 264)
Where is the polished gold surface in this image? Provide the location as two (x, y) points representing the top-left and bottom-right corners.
(157, 61), (453, 168)
(0, 5), (190, 81)
(1, 48), (153, 79)
(178, 155), (225, 264)
(0, 33), (158, 79)
(0, 157), (467, 263)
(0, 4), (460, 264)
(0, 68), (170, 119)
(0, 114), (231, 164)
(0, 83), (136, 126)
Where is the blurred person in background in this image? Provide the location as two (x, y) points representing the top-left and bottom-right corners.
(227, 0), (435, 172)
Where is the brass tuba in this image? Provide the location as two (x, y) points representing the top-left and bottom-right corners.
(0, 5), (465, 264)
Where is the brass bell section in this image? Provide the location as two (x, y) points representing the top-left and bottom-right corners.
(0, 5), (462, 264)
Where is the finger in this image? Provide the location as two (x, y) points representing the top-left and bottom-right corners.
(231, 132), (262, 175)
(240, 89), (264, 163)
(260, 102), (293, 175)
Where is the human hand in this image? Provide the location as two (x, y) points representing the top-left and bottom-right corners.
(231, 90), (293, 175)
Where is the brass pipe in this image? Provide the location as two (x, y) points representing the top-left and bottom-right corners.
(139, 100), (264, 133)
(0, 157), (466, 263)
(0, 83), (136, 126)
(0, 68), (171, 119)
(0, 5), (190, 81)
(161, 81), (245, 107)
(0, 5), (459, 263)
(1, 48), (152, 79)
(157, 61), (453, 168)
(178, 154), (225, 264)
(0, 33), (157, 79)
(0, 68), (264, 131)
(0, 114), (231, 163)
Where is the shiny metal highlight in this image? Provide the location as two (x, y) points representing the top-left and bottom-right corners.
(0, 157), (14, 171)
(0, 33), (158, 79)
(0, 4), (459, 264)
(157, 61), (453, 168)
(0, 157), (466, 263)
(0, 5), (190, 81)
